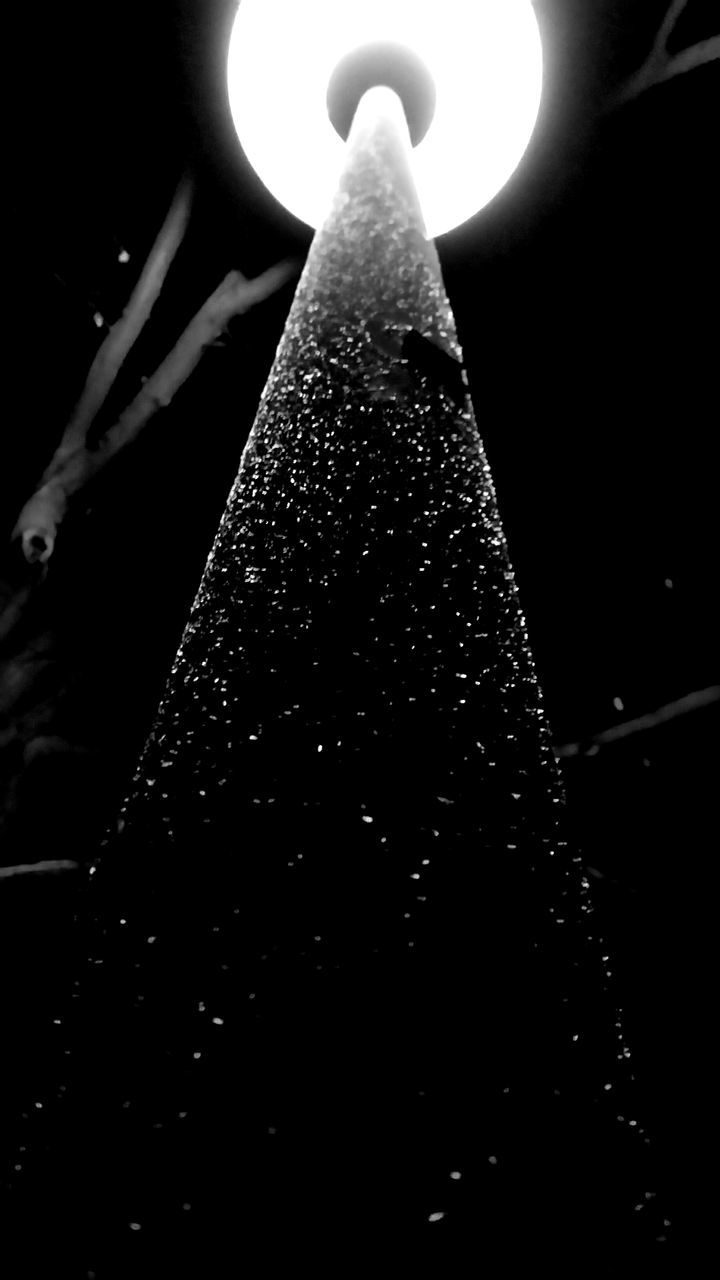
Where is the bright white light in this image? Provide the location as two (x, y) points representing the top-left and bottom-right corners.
(227, 0), (543, 239)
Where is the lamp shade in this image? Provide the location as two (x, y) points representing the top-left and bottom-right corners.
(227, 0), (543, 238)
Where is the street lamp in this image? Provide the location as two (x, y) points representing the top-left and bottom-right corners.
(227, 0), (543, 238)
(3, 4), (653, 1264)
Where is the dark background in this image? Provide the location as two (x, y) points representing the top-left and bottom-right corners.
(2, 0), (718, 1255)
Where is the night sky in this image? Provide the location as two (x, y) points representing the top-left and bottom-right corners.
(2, 0), (718, 1272)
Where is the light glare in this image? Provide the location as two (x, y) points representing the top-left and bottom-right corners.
(227, 0), (542, 238)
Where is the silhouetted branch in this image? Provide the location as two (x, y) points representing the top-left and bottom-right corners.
(97, 258), (301, 460)
(0, 859), (80, 881)
(11, 258), (300, 567)
(555, 686), (720, 758)
(54, 173), (194, 467)
(609, 0), (720, 109)
(12, 174), (194, 568)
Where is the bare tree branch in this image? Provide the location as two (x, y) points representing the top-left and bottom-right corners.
(48, 173), (194, 474)
(657, 33), (720, 80)
(98, 258), (301, 461)
(11, 258), (301, 564)
(0, 859), (80, 881)
(654, 0), (692, 60)
(609, 0), (720, 109)
(554, 685), (720, 758)
(10, 173), (194, 567)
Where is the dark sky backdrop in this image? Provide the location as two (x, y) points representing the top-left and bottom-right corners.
(2, 0), (718, 1223)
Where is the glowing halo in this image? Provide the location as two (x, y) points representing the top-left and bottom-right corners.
(227, 0), (543, 239)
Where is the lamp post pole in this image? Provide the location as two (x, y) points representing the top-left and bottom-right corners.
(4, 84), (659, 1273)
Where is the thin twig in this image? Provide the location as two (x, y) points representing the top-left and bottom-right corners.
(11, 258), (301, 565)
(609, 0), (720, 109)
(655, 0), (691, 60)
(48, 173), (194, 473)
(11, 173), (194, 565)
(97, 258), (301, 462)
(0, 859), (80, 881)
(554, 686), (720, 758)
